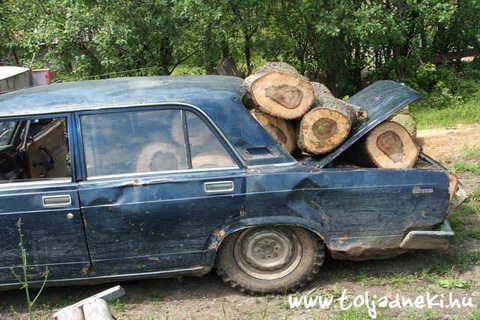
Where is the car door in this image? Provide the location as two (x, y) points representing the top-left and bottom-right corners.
(0, 114), (91, 285)
(77, 106), (245, 275)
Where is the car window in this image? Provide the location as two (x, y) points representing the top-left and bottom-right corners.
(186, 111), (236, 169)
(0, 121), (17, 145)
(0, 117), (71, 184)
(81, 109), (189, 177)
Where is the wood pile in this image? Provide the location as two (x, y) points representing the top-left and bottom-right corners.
(240, 61), (421, 169)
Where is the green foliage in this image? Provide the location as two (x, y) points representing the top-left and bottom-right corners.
(409, 61), (480, 128)
(0, 0), (479, 99)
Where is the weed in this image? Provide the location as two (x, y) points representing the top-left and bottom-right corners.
(461, 145), (480, 161)
(110, 296), (129, 313)
(9, 218), (49, 320)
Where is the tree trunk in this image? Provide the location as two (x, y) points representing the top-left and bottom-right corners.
(250, 110), (296, 154)
(215, 57), (242, 78)
(297, 96), (356, 154)
(243, 62), (315, 119)
(364, 121), (419, 168)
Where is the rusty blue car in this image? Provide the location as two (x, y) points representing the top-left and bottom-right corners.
(0, 76), (465, 294)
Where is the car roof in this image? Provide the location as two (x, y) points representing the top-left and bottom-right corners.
(0, 75), (245, 116)
(0, 75), (295, 167)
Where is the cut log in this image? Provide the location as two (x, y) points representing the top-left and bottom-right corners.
(244, 63), (315, 119)
(254, 62), (300, 75)
(136, 142), (186, 172)
(250, 110), (296, 153)
(311, 81), (333, 97)
(365, 121), (420, 168)
(315, 94), (367, 123)
(192, 152), (236, 169)
(297, 97), (357, 154)
(390, 113), (417, 137)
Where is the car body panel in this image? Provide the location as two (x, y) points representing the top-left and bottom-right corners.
(200, 164), (450, 262)
(78, 168), (245, 276)
(0, 181), (91, 283)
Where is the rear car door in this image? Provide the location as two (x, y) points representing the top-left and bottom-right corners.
(0, 114), (91, 285)
(77, 106), (245, 275)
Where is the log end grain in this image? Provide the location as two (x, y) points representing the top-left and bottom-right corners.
(365, 121), (420, 168)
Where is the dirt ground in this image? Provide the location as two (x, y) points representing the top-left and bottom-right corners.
(0, 124), (479, 320)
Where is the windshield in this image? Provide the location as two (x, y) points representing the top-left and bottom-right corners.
(0, 121), (17, 145)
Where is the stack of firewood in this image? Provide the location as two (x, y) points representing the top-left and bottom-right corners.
(241, 62), (419, 169)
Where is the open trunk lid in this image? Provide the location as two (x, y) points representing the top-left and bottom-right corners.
(312, 80), (423, 168)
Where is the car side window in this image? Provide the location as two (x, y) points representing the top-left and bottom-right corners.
(0, 117), (71, 184)
(186, 111), (236, 169)
(81, 109), (188, 177)
(80, 108), (237, 178)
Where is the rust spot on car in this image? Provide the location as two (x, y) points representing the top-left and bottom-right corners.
(213, 228), (225, 238)
(240, 208), (247, 218)
(148, 257), (162, 264)
(210, 228), (226, 249)
(81, 264), (92, 276)
(338, 236), (348, 244)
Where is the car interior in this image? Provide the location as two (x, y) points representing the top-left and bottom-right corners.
(0, 117), (70, 183)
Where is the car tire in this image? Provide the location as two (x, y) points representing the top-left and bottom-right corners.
(215, 226), (325, 295)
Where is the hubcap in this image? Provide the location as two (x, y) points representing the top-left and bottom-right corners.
(234, 227), (302, 280)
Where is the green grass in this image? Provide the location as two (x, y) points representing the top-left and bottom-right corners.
(331, 309), (443, 320)
(410, 77), (480, 129)
(461, 145), (480, 161)
(447, 161), (480, 175)
(411, 99), (480, 129)
(449, 186), (480, 243)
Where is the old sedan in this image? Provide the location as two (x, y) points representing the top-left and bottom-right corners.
(0, 76), (464, 294)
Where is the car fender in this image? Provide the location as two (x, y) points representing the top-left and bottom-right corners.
(200, 215), (327, 266)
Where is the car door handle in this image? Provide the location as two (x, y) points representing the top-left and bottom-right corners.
(204, 181), (234, 194)
(42, 195), (72, 207)
(120, 178), (171, 187)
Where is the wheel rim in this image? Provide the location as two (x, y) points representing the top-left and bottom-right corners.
(233, 227), (302, 280)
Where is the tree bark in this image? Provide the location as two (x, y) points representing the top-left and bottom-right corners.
(390, 113), (417, 137)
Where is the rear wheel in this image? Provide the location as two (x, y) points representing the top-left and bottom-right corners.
(215, 226), (325, 294)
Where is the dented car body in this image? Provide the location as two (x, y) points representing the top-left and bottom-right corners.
(0, 76), (465, 290)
